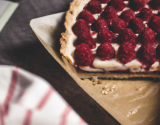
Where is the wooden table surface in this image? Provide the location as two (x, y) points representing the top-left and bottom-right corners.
(0, 0), (120, 124)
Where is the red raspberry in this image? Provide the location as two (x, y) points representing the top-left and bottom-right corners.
(101, 6), (118, 23)
(72, 19), (90, 36)
(149, 0), (160, 9)
(130, 17), (145, 33)
(118, 42), (136, 64)
(139, 8), (153, 21)
(110, 0), (126, 11)
(94, 18), (108, 32)
(118, 28), (136, 45)
(112, 18), (126, 33)
(78, 10), (95, 24)
(97, 42), (115, 60)
(98, 30), (114, 43)
(129, 0), (146, 11)
(74, 43), (94, 66)
(137, 43), (157, 66)
(86, 0), (102, 14)
(149, 15), (160, 33)
(99, 0), (110, 3)
(76, 34), (96, 49)
(139, 27), (156, 44)
(121, 9), (135, 22)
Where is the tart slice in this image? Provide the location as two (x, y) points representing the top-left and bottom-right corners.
(60, 0), (160, 79)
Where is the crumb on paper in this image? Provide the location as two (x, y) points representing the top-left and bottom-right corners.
(102, 84), (110, 89)
(111, 85), (116, 92)
(106, 88), (110, 92)
(91, 76), (98, 85)
(101, 84), (116, 95)
(101, 90), (108, 95)
(127, 110), (137, 117)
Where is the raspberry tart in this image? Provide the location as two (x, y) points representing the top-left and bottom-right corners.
(60, 0), (160, 78)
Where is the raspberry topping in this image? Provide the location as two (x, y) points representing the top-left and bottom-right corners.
(76, 34), (96, 49)
(110, 0), (126, 11)
(121, 9), (135, 22)
(118, 42), (136, 64)
(98, 30), (114, 43)
(72, 0), (160, 70)
(86, 0), (102, 14)
(139, 8), (153, 21)
(74, 43), (94, 66)
(137, 43), (157, 66)
(129, 0), (146, 11)
(97, 42), (115, 60)
(112, 18), (126, 33)
(118, 28), (136, 45)
(99, 0), (110, 3)
(139, 27), (156, 44)
(130, 17), (145, 33)
(94, 18), (108, 32)
(101, 6), (118, 23)
(78, 10), (95, 24)
(72, 19), (90, 36)
(148, 15), (160, 33)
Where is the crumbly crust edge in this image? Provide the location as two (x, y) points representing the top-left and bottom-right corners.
(60, 0), (90, 60)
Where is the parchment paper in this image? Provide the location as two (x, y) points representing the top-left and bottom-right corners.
(30, 12), (160, 125)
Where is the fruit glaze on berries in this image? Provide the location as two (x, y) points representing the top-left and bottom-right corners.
(61, 0), (160, 73)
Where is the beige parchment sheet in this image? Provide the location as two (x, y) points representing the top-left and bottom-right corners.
(30, 12), (160, 125)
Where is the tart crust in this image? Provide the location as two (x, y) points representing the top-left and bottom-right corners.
(60, 0), (90, 63)
(60, 0), (160, 79)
